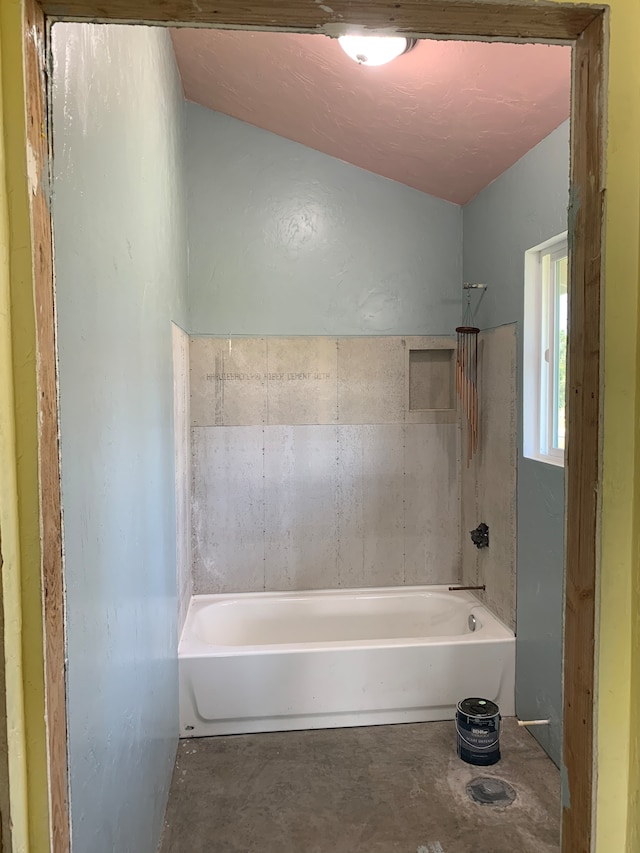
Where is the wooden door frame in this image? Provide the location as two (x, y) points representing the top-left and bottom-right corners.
(22, 1), (605, 851)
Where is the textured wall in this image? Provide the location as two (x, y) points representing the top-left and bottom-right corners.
(173, 325), (192, 634)
(185, 103), (462, 336)
(190, 336), (461, 592)
(461, 325), (517, 630)
(463, 120), (569, 765)
(52, 24), (187, 853)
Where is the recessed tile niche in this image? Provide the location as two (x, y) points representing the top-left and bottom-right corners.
(405, 340), (457, 423)
(409, 349), (455, 410)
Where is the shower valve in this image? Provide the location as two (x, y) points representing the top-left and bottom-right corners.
(470, 523), (489, 549)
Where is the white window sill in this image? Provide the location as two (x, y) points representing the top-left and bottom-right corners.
(524, 450), (565, 469)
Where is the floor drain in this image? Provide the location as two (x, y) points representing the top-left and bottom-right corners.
(466, 776), (517, 806)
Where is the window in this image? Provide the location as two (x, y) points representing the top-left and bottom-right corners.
(524, 233), (568, 467)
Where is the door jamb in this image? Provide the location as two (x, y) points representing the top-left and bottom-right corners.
(21, 2), (605, 851)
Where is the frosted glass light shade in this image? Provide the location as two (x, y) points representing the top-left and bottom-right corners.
(338, 36), (412, 66)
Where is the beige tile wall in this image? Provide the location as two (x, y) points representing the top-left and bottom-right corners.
(189, 336), (459, 428)
(190, 337), (268, 426)
(336, 338), (405, 424)
(190, 336), (462, 594)
(268, 338), (338, 425)
(263, 425), (339, 590)
(461, 324), (517, 629)
(404, 423), (461, 585)
(191, 423), (461, 594)
(191, 426), (266, 593)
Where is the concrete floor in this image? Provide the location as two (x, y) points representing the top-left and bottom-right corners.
(159, 719), (560, 853)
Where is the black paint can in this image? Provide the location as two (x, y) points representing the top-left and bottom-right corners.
(456, 698), (501, 766)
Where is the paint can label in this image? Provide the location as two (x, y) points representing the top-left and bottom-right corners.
(456, 697), (501, 766)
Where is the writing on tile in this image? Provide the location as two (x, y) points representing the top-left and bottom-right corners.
(206, 373), (262, 381)
(206, 372), (331, 382)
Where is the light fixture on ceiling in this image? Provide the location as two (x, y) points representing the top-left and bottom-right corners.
(338, 35), (417, 67)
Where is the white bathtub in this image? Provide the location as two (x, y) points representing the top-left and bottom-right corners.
(179, 585), (515, 738)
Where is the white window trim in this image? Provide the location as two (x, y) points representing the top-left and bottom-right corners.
(523, 232), (568, 468)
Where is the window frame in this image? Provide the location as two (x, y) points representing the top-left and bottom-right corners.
(523, 232), (568, 468)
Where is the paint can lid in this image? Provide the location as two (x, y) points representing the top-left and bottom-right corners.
(457, 698), (500, 718)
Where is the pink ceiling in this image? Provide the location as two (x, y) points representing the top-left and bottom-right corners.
(171, 29), (570, 205)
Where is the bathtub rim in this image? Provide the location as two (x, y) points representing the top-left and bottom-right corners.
(179, 584), (514, 658)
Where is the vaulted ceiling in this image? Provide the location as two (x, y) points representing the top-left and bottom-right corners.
(171, 29), (570, 205)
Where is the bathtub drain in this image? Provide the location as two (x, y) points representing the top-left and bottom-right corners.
(466, 777), (516, 807)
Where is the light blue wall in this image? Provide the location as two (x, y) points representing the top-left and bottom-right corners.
(463, 120), (570, 765)
(186, 102), (462, 336)
(52, 23), (188, 853)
